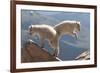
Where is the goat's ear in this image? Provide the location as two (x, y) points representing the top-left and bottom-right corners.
(28, 25), (32, 32)
(29, 25), (32, 29)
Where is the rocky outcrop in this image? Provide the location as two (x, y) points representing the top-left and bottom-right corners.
(75, 51), (90, 60)
(21, 40), (60, 63)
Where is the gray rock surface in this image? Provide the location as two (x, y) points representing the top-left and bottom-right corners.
(75, 51), (90, 60)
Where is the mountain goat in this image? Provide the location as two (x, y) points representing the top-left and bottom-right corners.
(28, 24), (59, 57)
(54, 20), (80, 40)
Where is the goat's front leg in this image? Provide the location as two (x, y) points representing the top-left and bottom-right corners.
(73, 29), (79, 40)
(73, 32), (78, 40)
(51, 39), (59, 57)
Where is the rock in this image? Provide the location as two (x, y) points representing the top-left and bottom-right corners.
(75, 51), (90, 60)
(21, 40), (60, 63)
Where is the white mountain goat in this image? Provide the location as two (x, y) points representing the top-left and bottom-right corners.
(54, 20), (80, 40)
(28, 24), (59, 57)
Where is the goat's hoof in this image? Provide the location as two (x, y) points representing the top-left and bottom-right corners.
(52, 54), (58, 58)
